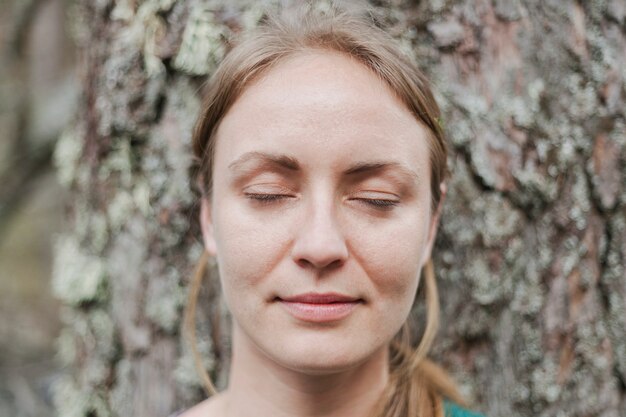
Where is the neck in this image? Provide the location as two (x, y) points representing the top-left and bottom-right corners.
(222, 324), (389, 417)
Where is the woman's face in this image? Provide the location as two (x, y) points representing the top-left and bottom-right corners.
(201, 51), (441, 374)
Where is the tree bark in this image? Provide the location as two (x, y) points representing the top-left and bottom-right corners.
(53, 1), (626, 416)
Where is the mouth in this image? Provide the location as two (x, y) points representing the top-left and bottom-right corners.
(275, 292), (363, 323)
(276, 292), (362, 303)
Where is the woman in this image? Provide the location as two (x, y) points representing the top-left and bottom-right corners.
(179, 6), (485, 417)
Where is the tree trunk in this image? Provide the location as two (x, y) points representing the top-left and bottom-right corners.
(52, 1), (626, 416)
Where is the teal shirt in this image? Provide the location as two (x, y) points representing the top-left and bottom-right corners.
(444, 401), (486, 417)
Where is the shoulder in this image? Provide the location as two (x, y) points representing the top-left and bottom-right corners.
(170, 393), (227, 417)
(443, 400), (486, 417)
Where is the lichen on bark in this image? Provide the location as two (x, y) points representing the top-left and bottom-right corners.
(53, 1), (626, 416)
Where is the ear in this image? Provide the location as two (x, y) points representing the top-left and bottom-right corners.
(200, 197), (217, 256)
(421, 182), (447, 267)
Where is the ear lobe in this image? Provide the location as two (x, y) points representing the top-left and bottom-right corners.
(200, 198), (217, 256)
(421, 182), (447, 267)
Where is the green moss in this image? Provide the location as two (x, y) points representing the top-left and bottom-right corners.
(607, 292), (626, 378)
(454, 305), (492, 339)
(467, 257), (501, 305)
(475, 193), (522, 247)
(145, 267), (185, 333)
(584, 0), (609, 22)
(166, 77), (202, 134)
(133, 179), (152, 216)
(517, 321), (543, 363)
(428, 0), (446, 14)
(447, 118), (474, 148)
(52, 235), (108, 306)
(54, 127), (83, 187)
(441, 160), (481, 244)
(569, 166), (591, 230)
(107, 191), (135, 232)
(238, 0), (290, 31)
(511, 259), (544, 315)
(174, 334), (217, 401)
(82, 357), (111, 387)
(52, 375), (90, 417)
(531, 358), (561, 403)
(101, 139), (134, 188)
(173, 3), (229, 75)
(52, 376), (112, 417)
(565, 74), (599, 122)
(512, 167), (558, 207)
(602, 212), (626, 384)
(240, 3), (267, 31)
(187, 242), (207, 267)
(450, 87), (489, 117)
(72, 199), (110, 250)
(90, 213), (109, 253)
(111, 0), (135, 21)
(89, 309), (117, 359)
(143, 152), (169, 195)
(56, 308), (117, 382)
(109, 359), (133, 416)
(494, 0), (524, 21)
(112, 0), (177, 76)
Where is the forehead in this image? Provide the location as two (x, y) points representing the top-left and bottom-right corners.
(214, 50), (431, 177)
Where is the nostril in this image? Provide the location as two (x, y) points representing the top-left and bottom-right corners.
(295, 257), (344, 271)
(290, 212), (349, 269)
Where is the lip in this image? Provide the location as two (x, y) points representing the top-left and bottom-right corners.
(279, 292), (361, 303)
(276, 292), (362, 323)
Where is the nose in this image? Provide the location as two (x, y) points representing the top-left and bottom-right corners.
(291, 199), (349, 271)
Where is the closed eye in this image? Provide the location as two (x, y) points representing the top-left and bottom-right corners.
(244, 193), (294, 204)
(352, 198), (399, 210)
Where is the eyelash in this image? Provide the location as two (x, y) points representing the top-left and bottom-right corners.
(245, 193), (293, 204)
(244, 193), (399, 210)
(354, 198), (399, 209)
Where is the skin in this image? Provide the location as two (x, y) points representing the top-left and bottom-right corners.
(182, 50), (445, 417)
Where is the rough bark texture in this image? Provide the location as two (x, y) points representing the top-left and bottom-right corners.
(53, 1), (626, 416)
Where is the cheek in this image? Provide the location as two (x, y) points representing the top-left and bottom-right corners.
(212, 198), (292, 302)
(367, 248), (422, 309)
(363, 247), (422, 344)
(346, 211), (427, 311)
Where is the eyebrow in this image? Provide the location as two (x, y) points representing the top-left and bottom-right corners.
(343, 161), (420, 183)
(228, 151), (300, 172)
(228, 151), (420, 184)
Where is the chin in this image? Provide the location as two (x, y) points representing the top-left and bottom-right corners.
(264, 334), (382, 375)
(279, 355), (366, 376)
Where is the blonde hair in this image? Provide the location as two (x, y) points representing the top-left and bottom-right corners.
(186, 5), (466, 417)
